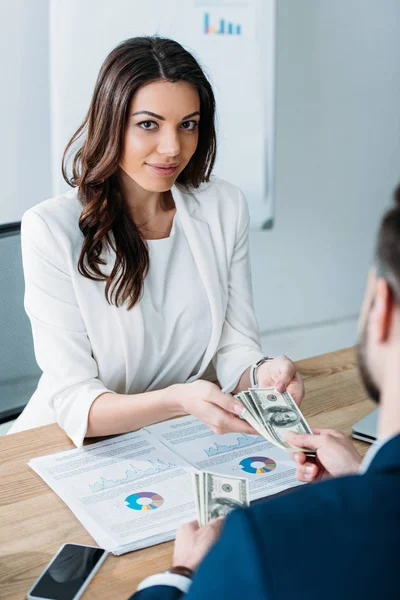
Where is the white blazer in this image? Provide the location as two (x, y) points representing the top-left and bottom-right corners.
(9, 177), (264, 446)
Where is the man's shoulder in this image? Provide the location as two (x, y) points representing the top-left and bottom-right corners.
(227, 471), (400, 599)
(249, 468), (400, 526)
(242, 466), (400, 580)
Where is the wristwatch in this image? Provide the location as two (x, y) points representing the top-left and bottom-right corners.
(250, 357), (273, 388)
(167, 566), (194, 579)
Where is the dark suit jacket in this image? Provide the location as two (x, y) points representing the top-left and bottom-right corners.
(130, 434), (400, 600)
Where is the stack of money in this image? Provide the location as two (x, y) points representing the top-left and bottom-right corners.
(193, 471), (249, 527)
(234, 387), (315, 455)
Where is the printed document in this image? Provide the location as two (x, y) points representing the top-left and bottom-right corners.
(29, 416), (303, 554)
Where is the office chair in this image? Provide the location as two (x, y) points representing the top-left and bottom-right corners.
(0, 222), (41, 424)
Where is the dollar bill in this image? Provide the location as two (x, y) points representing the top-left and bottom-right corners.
(236, 391), (287, 449)
(249, 388), (313, 451)
(236, 392), (270, 438)
(192, 472), (204, 527)
(235, 387), (314, 453)
(192, 471), (249, 526)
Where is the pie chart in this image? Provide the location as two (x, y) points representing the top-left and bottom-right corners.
(240, 456), (277, 475)
(125, 491), (164, 511)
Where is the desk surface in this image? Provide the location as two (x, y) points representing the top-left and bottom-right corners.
(0, 347), (376, 600)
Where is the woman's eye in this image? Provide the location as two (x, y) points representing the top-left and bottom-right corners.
(181, 120), (198, 131)
(138, 120), (158, 130)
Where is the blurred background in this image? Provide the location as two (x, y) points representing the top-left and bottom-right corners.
(1, 0), (400, 433)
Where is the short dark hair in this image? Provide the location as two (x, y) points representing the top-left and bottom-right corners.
(62, 36), (217, 310)
(376, 185), (400, 303)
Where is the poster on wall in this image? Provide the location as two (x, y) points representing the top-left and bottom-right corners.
(50, 0), (276, 228)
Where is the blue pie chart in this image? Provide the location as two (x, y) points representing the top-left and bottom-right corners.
(125, 491), (164, 511)
(240, 456), (277, 475)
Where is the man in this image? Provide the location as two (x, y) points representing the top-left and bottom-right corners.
(130, 188), (400, 599)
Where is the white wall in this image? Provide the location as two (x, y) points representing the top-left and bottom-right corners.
(0, 0), (51, 224)
(253, 0), (400, 356)
(49, 0), (276, 228)
(2, 0), (400, 360)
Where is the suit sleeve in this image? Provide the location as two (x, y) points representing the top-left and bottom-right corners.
(21, 208), (115, 446)
(187, 509), (268, 600)
(212, 188), (264, 392)
(129, 509), (269, 600)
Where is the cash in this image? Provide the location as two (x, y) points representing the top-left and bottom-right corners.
(235, 387), (315, 454)
(193, 471), (249, 526)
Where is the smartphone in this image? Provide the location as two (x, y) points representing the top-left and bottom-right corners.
(27, 543), (108, 600)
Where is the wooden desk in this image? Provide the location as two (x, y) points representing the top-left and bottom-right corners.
(0, 347), (376, 600)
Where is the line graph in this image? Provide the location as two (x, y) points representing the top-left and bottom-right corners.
(89, 459), (176, 493)
(204, 434), (264, 457)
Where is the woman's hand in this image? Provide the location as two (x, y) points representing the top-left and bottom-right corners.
(178, 380), (259, 436)
(287, 428), (362, 482)
(256, 355), (305, 406)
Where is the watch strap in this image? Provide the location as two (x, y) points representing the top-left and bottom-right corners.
(167, 566), (194, 580)
(250, 357), (273, 388)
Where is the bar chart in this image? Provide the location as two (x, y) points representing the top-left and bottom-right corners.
(204, 12), (242, 35)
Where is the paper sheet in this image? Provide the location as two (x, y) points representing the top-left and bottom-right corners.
(146, 416), (303, 501)
(29, 430), (196, 554)
(29, 415), (303, 554)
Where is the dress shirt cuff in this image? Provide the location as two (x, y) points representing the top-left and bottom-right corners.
(220, 352), (265, 395)
(136, 572), (192, 594)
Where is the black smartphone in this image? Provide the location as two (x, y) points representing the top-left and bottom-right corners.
(27, 543), (108, 600)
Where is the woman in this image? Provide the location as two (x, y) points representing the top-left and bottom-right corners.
(10, 37), (304, 447)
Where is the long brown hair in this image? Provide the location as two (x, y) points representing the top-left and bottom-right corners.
(62, 36), (217, 309)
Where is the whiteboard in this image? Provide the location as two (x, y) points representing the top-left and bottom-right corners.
(50, 0), (276, 228)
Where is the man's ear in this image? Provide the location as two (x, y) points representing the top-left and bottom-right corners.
(370, 278), (394, 344)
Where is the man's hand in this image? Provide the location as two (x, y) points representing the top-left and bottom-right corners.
(287, 428), (362, 482)
(172, 518), (224, 572)
(256, 355), (305, 406)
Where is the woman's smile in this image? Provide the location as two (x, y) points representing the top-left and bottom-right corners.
(145, 162), (180, 177)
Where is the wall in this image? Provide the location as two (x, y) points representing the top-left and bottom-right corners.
(0, 0), (51, 225)
(49, 0), (276, 228)
(2, 0), (400, 360)
(255, 0), (400, 358)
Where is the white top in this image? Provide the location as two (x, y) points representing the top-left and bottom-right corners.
(9, 177), (264, 446)
(134, 213), (211, 392)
